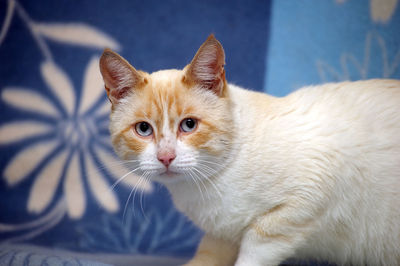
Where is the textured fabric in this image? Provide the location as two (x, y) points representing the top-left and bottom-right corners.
(265, 0), (400, 96)
(0, 0), (399, 265)
(0, 0), (270, 263)
(0, 244), (188, 266)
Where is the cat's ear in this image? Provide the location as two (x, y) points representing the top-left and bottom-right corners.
(99, 49), (146, 105)
(184, 34), (227, 96)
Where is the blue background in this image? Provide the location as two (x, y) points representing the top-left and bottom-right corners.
(0, 0), (399, 265)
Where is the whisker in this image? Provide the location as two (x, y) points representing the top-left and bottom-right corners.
(139, 174), (151, 221)
(178, 159), (196, 165)
(197, 154), (225, 161)
(196, 158), (225, 167)
(81, 160), (140, 185)
(196, 157), (231, 176)
(191, 168), (212, 200)
(194, 162), (224, 182)
(96, 159), (141, 172)
(123, 170), (151, 222)
(140, 163), (162, 167)
(133, 171), (147, 218)
(108, 166), (141, 193)
(123, 182), (136, 223)
(192, 167), (223, 200)
(140, 167), (163, 172)
(195, 162), (218, 175)
(182, 170), (195, 188)
(187, 170), (206, 203)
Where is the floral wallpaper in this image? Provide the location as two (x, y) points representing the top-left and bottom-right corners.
(265, 0), (400, 96)
(0, 0), (270, 262)
(0, 0), (399, 265)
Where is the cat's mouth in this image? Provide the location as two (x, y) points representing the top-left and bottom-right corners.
(154, 169), (186, 184)
(138, 159), (197, 183)
(163, 169), (177, 177)
(150, 165), (191, 184)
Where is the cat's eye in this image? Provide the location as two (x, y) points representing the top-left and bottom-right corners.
(180, 118), (197, 133)
(135, 122), (153, 137)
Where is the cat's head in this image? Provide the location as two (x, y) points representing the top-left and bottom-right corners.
(99, 35), (234, 184)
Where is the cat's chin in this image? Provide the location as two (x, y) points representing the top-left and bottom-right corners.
(151, 171), (188, 184)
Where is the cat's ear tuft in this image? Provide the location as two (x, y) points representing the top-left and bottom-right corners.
(99, 49), (145, 105)
(185, 34), (227, 96)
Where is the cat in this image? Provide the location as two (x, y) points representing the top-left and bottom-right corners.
(99, 35), (400, 266)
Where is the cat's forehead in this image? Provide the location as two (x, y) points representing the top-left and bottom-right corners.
(145, 69), (188, 98)
(132, 69), (196, 127)
(146, 69), (189, 106)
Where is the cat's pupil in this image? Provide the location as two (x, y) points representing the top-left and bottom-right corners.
(186, 119), (195, 128)
(140, 122), (149, 132)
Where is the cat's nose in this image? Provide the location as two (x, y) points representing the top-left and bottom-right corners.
(157, 151), (176, 167)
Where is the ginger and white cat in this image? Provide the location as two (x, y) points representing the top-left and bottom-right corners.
(99, 35), (400, 265)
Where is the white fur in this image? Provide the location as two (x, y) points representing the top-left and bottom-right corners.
(167, 79), (400, 266)
(102, 40), (400, 265)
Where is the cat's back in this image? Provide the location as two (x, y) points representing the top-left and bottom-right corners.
(230, 80), (400, 265)
(291, 79), (400, 143)
(266, 79), (400, 164)
(264, 79), (400, 138)
(231, 79), (400, 126)
(286, 79), (400, 119)
(231, 79), (400, 148)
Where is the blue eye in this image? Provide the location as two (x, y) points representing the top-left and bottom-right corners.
(135, 122), (153, 137)
(180, 118), (197, 133)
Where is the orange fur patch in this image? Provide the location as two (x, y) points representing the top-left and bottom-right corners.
(112, 67), (233, 158)
(120, 125), (147, 155)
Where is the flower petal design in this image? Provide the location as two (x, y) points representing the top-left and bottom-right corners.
(78, 56), (107, 114)
(64, 153), (86, 219)
(0, 0), (15, 46)
(96, 136), (113, 149)
(84, 153), (119, 213)
(95, 99), (111, 117)
(94, 144), (152, 191)
(1, 87), (60, 117)
(0, 121), (52, 144)
(370, 0), (398, 23)
(33, 23), (121, 50)
(4, 139), (59, 186)
(97, 120), (109, 133)
(316, 59), (344, 82)
(28, 149), (69, 214)
(41, 61), (76, 115)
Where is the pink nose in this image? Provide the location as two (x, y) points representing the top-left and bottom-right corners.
(157, 152), (176, 167)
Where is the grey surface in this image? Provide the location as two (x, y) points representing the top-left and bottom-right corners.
(0, 244), (189, 266)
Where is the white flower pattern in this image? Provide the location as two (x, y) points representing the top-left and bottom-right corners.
(316, 32), (400, 82)
(0, 57), (151, 219)
(337, 0), (398, 23)
(0, 0), (151, 222)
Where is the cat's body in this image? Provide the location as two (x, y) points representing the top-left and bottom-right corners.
(100, 35), (400, 265)
(169, 81), (400, 265)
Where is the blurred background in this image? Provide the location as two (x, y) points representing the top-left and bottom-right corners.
(0, 0), (399, 265)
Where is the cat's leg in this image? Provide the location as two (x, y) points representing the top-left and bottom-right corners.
(235, 205), (314, 266)
(184, 234), (238, 266)
(234, 227), (301, 266)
